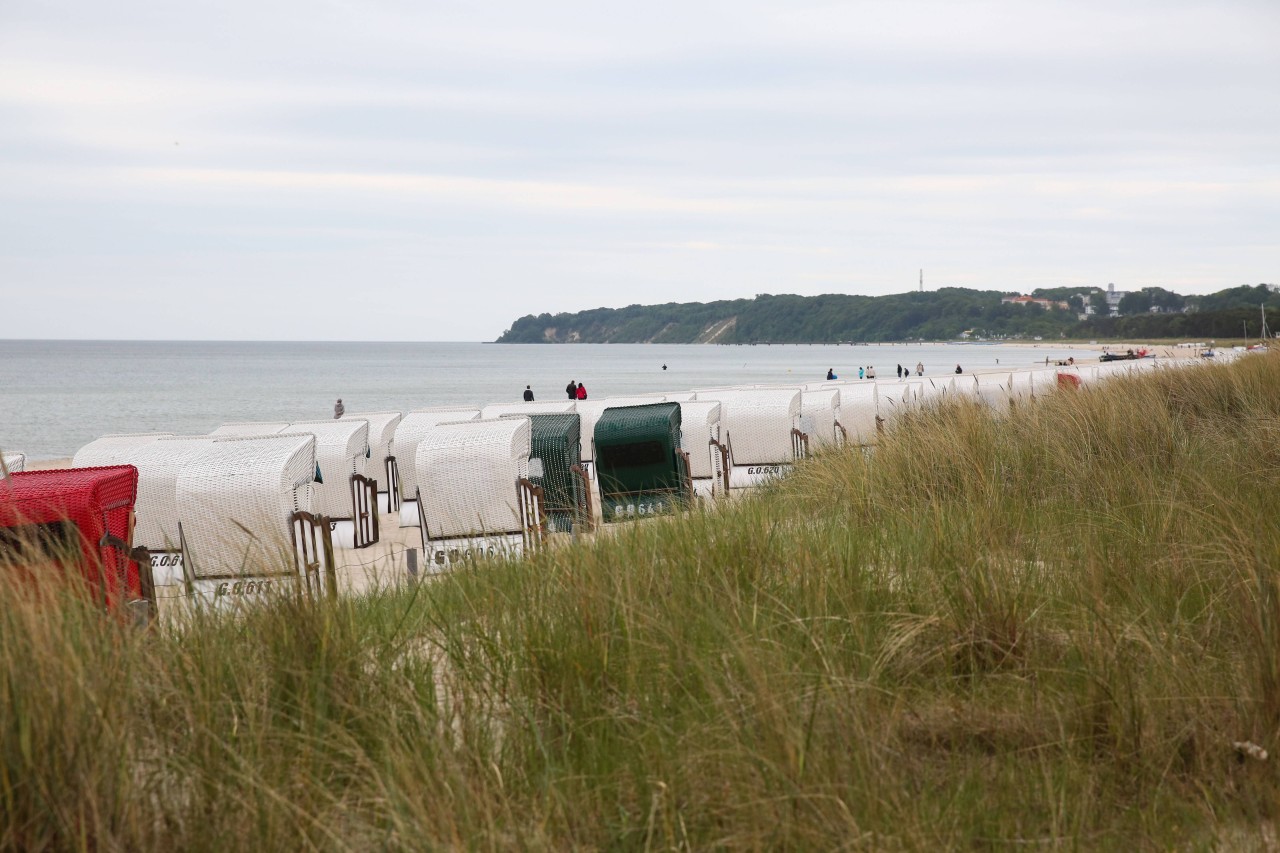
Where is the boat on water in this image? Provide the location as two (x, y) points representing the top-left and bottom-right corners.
(1099, 348), (1149, 362)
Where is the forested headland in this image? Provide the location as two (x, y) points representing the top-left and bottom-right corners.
(496, 283), (1280, 343)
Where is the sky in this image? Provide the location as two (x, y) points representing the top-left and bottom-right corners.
(1, 0), (1277, 342)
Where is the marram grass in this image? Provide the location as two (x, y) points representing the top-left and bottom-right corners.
(5, 354), (1280, 850)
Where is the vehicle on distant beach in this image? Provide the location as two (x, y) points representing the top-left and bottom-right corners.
(1099, 348), (1150, 362)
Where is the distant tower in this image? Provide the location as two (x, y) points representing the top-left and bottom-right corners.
(919, 269), (923, 292)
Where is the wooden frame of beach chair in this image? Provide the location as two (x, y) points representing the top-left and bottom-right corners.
(411, 418), (545, 572)
(676, 400), (728, 500)
(393, 408), (482, 528)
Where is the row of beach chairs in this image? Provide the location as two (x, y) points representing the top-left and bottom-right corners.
(2, 352), (1253, 612)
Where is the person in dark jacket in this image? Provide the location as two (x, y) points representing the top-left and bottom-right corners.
(333, 398), (345, 419)
(523, 385), (534, 401)
(566, 380), (577, 399)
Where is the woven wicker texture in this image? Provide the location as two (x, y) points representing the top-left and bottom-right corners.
(875, 381), (918, 425)
(343, 411), (401, 484)
(799, 389), (841, 448)
(280, 420), (369, 518)
(107, 436), (218, 549)
(691, 388), (800, 465)
(973, 372), (1013, 410)
(209, 422), (289, 437)
(480, 401), (576, 419)
(1, 453), (25, 473)
(394, 409), (481, 500)
(415, 418), (530, 539)
(519, 413), (582, 533)
(73, 433), (175, 467)
(0, 466), (141, 608)
(675, 400), (722, 479)
(818, 383), (878, 445)
(175, 434), (316, 579)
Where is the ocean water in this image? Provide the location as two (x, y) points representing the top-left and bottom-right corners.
(0, 340), (1098, 459)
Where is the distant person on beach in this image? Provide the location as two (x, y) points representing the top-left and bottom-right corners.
(333, 398), (344, 419)
(896, 364), (903, 378)
(826, 368), (836, 380)
(523, 385), (534, 401)
(566, 380), (577, 399)
(662, 364), (668, 370)
(916, 361), (924, 376)
(866, 366), (876, 379)
(575, 383), (588, 400)
(955, 364), (963, 374)
(858, 367), (865, 379)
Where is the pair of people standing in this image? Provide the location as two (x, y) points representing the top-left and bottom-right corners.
(565, 380), (588, 400)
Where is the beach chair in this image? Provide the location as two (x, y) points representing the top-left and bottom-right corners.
(822, 382), (879, 446)
(413, 418), (545, 571)
(1, 453), (26, 474)
(594, 403), (691, 521)
(208, 422), (290, 437)
(691, 388), (802, 490)
(800, 389), (843, 449)
(73, 433), (176, 467)
(279, 420), (374, 549)
(342, 411), (403, 513)
(502, 413), (591, 534)
(175, 433), (332, 605)
(394, 408), (482, 528)
(0, 466), (155, 622)
(677, 400), (728, 500)
(974, 372), (1013, 411)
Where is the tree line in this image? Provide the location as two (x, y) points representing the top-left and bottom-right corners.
(496, 284), (1280, 344)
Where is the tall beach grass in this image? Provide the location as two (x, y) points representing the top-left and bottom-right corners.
(4, 354), (1280, 849)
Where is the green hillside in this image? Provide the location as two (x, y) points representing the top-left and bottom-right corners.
(497, 284), (1280, 343)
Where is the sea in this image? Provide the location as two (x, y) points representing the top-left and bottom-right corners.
(0, 340), (1099, 460)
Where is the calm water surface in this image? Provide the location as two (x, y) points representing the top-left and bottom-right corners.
(0, 340), (1098, 459)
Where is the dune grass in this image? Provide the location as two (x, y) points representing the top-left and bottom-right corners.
(4, 354), (1280, 849)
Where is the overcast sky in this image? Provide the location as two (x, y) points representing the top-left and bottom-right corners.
(2, 0), (1277, 341)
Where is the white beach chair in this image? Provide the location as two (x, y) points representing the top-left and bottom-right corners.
(413, 418), (544, 572)
(342, 411), (403, 513)
(692, 388), (803, 489)
(279, 420), (374, 549)
(973, 372), (1013, 411)
(174, 433), (329, 606)
(822, 382), (879, 446)
(394, 408), (481, 528)
(800, 389), (843, 449)
(1, 453), (26, 474)
(677, 400), (727, 500)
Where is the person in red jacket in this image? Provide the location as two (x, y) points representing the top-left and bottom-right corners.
(575, 383), (588, 400)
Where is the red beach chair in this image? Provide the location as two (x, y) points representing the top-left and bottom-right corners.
(0, 466), (155, 622)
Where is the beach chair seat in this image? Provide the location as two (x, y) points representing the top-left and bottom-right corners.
(413, 418), (544, 571)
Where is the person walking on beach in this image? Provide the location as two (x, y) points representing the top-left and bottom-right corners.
(858, 367), (864, 380)
(866, 365), (876, 379)
(566, 380), (578, 400)
(916, 361), (924, 376)
(333, 398), (344, 419)
(523, 385), (534, 401)
(575, 382), (588, 400)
